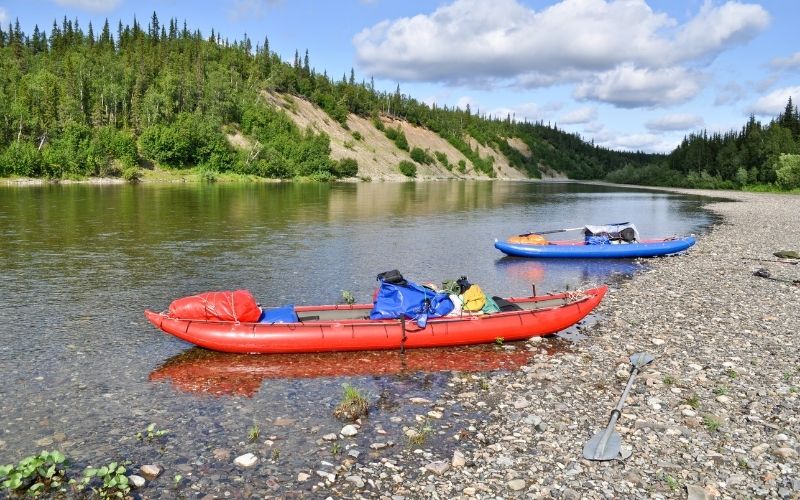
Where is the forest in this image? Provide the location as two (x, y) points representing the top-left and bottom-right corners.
(0, 14), (798, 190)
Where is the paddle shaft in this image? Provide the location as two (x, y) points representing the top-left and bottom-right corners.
(592, 364), (642, 459)
(521, 221), (630, 237)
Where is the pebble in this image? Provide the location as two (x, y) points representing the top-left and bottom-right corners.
(424, 461), (450, 475)
(340, 425), (358, 437)
(322, 433), (338, 441)
(297, 472), (310, 482)
(452, 449), (466, 467)
(128, 475), (145, 489)
(773, 447), (798, 459)
(233, 453), (257, 467)
(140, 464), (162, 480)
(507, 478), (526, 491)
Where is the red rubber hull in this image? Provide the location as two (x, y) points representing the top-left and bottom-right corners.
(144, 285), (607, 354)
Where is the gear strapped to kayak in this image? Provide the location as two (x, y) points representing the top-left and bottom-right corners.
(369, 270), (454, 327)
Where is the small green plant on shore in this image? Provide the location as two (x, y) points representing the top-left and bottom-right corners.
(136, 423), (169, 441)
(478, 377), (490, 391)
(173, 474), (183, 486)
(334, 384), (369, 420)
(737, 457), (750, 469)
(703, 415), (722, 432)
(330, 442), (342, 456)
(684, 394), (700, 409)
(662, 473), (679, 491)
(398, 160), (417, 178)
(341, 290), (355, 305)
(271, 448), (280, 461)
(0, 450), (67, 495)
(712, 386), (728, 396)
(122, 167), (141, 183)
(407, 418), (433, 447)
(81, 462), (130, 498)
(248, 424), (260, 442)
(494, 337), (504, 346)
(662, 375), (676, 386)
(724, 369), (738, 379)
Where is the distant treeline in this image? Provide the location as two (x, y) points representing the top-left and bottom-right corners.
(0, 14), (655, 181)
(606, 99), (800, 190)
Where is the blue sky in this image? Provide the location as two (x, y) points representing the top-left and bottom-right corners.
(2, 0), (798, 153)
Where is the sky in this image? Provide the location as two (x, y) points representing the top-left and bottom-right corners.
(1, 0), (799, 153)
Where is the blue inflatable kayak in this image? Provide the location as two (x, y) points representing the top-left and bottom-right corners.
(494, 236), (696, 259)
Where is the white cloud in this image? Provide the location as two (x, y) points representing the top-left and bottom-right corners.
(456, 96), (477, 111)
(596, 132), (679, 153)
(0, 7), (8, 24)
(574, 64), (705, 108)
(747, 86), (800, 116)
(53, 0), (121, 12)
(645, 113), (705, 132)
(770, 51), (800, 71)
(559, 107), (597, 124)
(490, 101), (563, 123)
(354, 0), (769, 107)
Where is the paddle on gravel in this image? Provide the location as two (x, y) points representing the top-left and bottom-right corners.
(583, 352), (655, 461)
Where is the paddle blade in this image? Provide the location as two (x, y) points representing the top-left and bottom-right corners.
(583, 428), (622, 461)
(629, 352), (655, 369)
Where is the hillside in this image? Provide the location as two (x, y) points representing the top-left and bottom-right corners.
(259, 91), (529, 181)
(0, 14), (658, 183)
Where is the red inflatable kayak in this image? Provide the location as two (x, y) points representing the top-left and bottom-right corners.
(144, 285), (607, 354)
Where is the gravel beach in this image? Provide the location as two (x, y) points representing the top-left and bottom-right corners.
(320, 190), (799, 499)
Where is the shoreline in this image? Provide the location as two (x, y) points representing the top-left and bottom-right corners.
(330, 189), (799, 498)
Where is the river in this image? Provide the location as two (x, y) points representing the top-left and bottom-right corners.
(0, 180), (713, 496)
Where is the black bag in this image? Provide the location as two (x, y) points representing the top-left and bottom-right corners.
(376, 269), (407, 286)
(455, 276), (471, 294)
(619, 227), (637, 242)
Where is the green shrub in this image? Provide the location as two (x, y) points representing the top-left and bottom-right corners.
(352, 131), (363, 141)
(434, 151), (451, 170)
(384, 127), (408, 151)
(0, 142), (44, 177)
(410, 147), (434, 165)
(457, 159), (466, 173)
(122, 167), (141, 183)
(775, 154), (800, 189)
(372, 116), (385, 131)
(399, 160), (416, 177)
(334, 157), (359, 177)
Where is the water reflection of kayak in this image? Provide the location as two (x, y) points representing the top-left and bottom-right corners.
(495, 257), (642, 286)
(149, 345), (539, 397)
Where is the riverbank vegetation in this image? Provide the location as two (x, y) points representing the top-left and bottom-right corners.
(0, 14), (651, 182)
(605, 99), (800, 191)
(0, 14), (798, 191)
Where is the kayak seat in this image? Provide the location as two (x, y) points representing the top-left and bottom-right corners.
(492, 296), (523, 312)
(297, 315), (320, 322)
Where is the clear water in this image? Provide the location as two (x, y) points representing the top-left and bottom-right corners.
(0, 181), (712, 495)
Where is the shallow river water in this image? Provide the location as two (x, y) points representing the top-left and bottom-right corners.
(0, 180), (713, 496)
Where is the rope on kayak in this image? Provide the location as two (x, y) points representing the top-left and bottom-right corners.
(400, 316), (407, 353)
